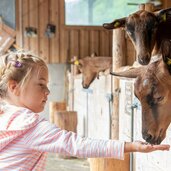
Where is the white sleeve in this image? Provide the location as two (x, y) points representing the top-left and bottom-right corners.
(23, 117), (125, 160)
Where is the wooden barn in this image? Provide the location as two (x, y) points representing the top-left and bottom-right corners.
(1, 0), (171, 171)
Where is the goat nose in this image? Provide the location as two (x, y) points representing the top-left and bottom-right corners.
(143, 132), (153, 143)
(138, 55), (150, 65)
(82, 84), (89, 89)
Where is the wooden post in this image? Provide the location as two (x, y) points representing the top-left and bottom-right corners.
(54, 110), (77, 158)
(112, 29), (126, 139)
(145, 3), (154, 12)
(89, 156), (130, 171)
(49, 101), (66, 123)
(68, 56), (80, 111)
(89, 28), (129, 171)
(71, 56), (80, 75)
(139, 3), (145, 10)
(54, 111), (77, 132)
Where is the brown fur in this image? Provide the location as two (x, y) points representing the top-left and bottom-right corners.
(75, 56), (112, 89)
(110, 40), (171, 144)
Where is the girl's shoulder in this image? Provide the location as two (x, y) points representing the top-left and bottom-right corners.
(0, 104), (39, 130)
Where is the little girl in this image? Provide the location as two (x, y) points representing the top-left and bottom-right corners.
(0, 51), (169, 171)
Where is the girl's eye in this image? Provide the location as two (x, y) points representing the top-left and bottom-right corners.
(39, 83), (49, 92)
(39, 83), (46, 89)
(39, 84), (44, 87)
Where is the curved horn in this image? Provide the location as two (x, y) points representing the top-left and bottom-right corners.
(110, 66), (145, 78)
(103, 18), (126, 30)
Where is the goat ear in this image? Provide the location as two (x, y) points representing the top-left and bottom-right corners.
(103, 18), (126, 30)
(155, 7), (171, 22)
(160, 39), (171, 66)
(110, 66), (144, 79)
(91, 52), (97, 57)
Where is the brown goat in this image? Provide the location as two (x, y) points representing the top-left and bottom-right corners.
(110, 40), (171, 144)
(72, 56), (112, 89)
(103, 7), (171, 65)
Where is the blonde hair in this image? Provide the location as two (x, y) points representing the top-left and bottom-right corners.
(0, 50), (47, 99)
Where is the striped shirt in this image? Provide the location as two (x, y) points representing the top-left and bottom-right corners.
(0, 104), (125, 171)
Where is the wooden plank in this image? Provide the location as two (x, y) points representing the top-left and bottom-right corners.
(65, 25), (106, 31)
(59, 0), (66, 63)
(0, 19), (16, 54)
(22, 0), (30, 50)
(112, 29), (126, 139)
(165, 0), (171, 8)
(89, 30), (100, 56)
(49, 0), (60, 63)
(109, 31), (113, 57)
(49, 101), (66, 123)
(89, 155), (130, 171)
(54, 111), (77, 132)
(69, 30), (79, 60)
(0, 32), (15, 54)
(29, 0), (39, 55)
(80, 30), (89, 58)
(126, 35), (136, 65)
(15, 0), (23, 48)
(38, 0), (49, 63)
(60, 29), (69, 63)
(99, 30), (111, 56)
(111, 28), (129, 170)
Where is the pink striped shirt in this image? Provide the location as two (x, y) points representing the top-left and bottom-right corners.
(0, 104), (125, 171)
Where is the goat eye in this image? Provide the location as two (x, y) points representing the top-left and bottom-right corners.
(156, 96), (164, 102)
(78, 63), (82, 67)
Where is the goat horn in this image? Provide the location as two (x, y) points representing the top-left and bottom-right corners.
(110, 66), (144, 78)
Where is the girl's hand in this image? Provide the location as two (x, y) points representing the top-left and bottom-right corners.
(124, 141), (170, 153)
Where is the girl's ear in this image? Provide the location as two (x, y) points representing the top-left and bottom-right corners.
(8, 80), (20, 96)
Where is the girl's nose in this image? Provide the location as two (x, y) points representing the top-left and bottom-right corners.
(45, 87), (50, 95)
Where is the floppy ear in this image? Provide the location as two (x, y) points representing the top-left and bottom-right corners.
(155, 7), (171, 23)
(103, 17), (126, 30)
(160, 39), (171, 71)
(110, 65), (144, 79)
(91, 52), (97, 57)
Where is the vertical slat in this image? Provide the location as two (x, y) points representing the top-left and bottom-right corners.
(38, 0), (49, 63)
(99, 30), (110, 56)
(80, 30), (89, 57)
(29, 0), (39, 54)
(109, 31), (113, 57)
(126, 36), (136, 65)
(59, 0), (67, 63)
(49, 0), (60, 63)
(70, 30), (79, 59)
(15, 0), (23, 48)
(112, 29), (126, 139)
(60, 29), (69, 63)
(22, 0), (30, 50)
(165, 0), (171, 8)
(89, 30), (100, 56)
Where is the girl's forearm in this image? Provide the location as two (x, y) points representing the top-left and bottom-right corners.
(124, 142), (137, 153)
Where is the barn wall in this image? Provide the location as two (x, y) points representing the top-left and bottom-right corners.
(15, 0), (113, 64)
(68, 73), (112, 139)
